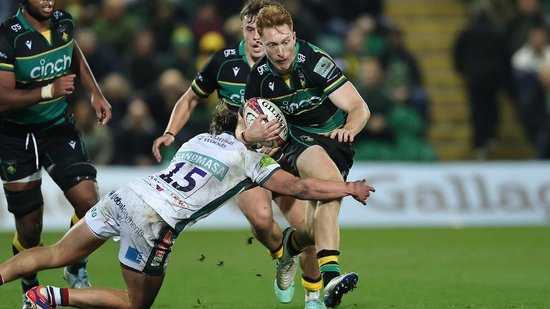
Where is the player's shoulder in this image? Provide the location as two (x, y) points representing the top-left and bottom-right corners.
(211, 42), (242, 61)
(298, 39), (333, 62)
(250, 55), (269, 77)
(0, 15), (24, 39)
(51, 9), (74, 22)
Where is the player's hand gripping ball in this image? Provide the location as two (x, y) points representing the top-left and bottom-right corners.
(243, 97), (288, 148)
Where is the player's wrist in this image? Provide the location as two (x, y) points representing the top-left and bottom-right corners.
(240, 130), (251, 145)
(41, 83), (53, 100)
(164, 131), (176, 138)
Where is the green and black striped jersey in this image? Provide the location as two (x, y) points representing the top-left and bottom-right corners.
(245, 40), (348, 134)
(0, 9), (75, 124)
(191, 40), (254, 112)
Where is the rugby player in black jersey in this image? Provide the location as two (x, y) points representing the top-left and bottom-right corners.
(0, 0), (111, 306)
(242, 4), (371, 308)
(151, 1), (325, 308)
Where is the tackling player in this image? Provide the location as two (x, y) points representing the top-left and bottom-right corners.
(151, 1), (325, 307)
(243, 4), (371, 308)
(0, 0), (111, 305)
(0, 101), (375, 309)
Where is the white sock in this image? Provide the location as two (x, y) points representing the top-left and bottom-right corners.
(42, 286), (64, 306)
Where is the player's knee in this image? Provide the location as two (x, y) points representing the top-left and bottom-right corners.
(247, 210), (273, 233)
(49, 160), (97, 192)
(5, 186), (43, 217)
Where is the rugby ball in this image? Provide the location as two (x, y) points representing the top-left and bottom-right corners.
(243, 97), (288, 148)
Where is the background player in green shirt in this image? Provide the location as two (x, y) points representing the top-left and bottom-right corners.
(0, 0), (112, 305)
(151, 1), (326, 308)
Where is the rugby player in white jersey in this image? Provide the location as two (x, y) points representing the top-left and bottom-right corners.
(0, 101), (375, 309)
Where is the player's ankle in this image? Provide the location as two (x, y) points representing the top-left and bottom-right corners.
(44, 286), (70, 306)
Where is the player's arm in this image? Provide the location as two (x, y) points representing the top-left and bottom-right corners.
(325, 81), (371, 143)
(0, 70), (41, 111)
(72, 42), (111, 125)
(262, 169), (375, 205)
(152, 88), (201, 162)
(0, 70), (77, 112)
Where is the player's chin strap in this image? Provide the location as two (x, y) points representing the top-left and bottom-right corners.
(25, 133), (39, 170)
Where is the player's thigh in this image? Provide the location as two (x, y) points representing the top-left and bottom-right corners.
(296, 145), (343, 181)
(42, 121), (96, 192)
(235, 186), (274, 223)
(50, 220), (106, 266)
(0, 132), (42, 184)
(274, 195), (306, 228)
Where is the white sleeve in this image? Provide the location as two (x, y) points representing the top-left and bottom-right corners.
(242, 149), (280, 185)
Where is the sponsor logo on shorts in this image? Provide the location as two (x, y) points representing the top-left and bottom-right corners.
(90, 206), (98, 217)
(300, 135), (314, 142)
(5, 161), (17, 174)
(109, 192), (145, 237)
(150, 230), (174, 267)
(125, 246), (143, 264)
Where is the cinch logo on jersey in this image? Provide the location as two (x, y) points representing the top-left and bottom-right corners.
(228, 88), (245, 104)
(176, 151), (228, 180)
(280, 96), (322, 114)
(29, 55), (72, 79)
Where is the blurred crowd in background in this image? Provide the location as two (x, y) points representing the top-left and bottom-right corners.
(455, 0), (550, 159)
(1, 0), (549, 165)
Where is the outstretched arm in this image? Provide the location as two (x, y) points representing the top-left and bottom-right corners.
(262, 169), (375, 205)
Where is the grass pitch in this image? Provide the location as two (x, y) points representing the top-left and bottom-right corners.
(0, 227), (548, 308)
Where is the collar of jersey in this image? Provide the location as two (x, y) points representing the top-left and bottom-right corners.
(265, 41), (301, 77)
(238, 40), (251, 67)
(16, 8), (51, 32)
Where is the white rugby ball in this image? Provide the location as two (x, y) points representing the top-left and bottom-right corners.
(243, 97), (288, 148)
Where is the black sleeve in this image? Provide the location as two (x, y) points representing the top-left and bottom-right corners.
(0, 25), (14, 72)
(305, 49), (345, 94)
(191, 53), (220, 98)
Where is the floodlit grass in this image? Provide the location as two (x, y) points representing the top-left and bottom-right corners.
(0, 227), (549, 308)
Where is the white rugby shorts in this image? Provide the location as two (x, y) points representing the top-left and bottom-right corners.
(85, 187), (177, 275)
